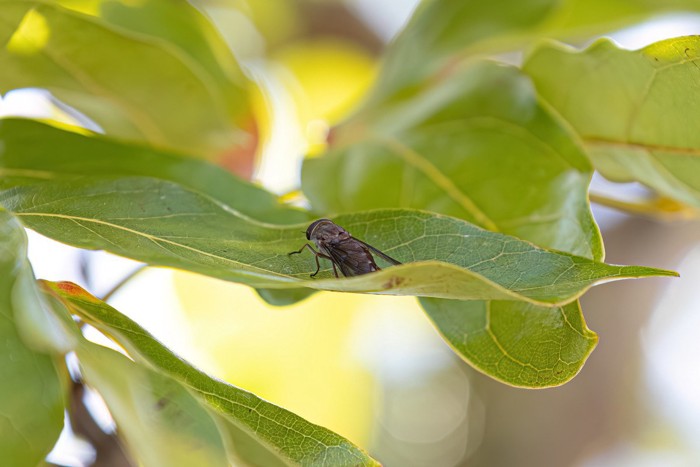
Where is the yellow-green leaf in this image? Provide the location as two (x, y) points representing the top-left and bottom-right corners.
(0, 118), (307, 225)
(0, 180), (673, 305)
(373, 0), (700, 104)
(420, 298), (597, 387)
(0, 1), (246, 158)
(55, 0), (250, 122)
(305, 61), (602, 260)
(74, 339), (230, 467)
(0, 209), (64, 466)
(524, 36), (700, 208)
(303, 59), (611, 387)
(43, 280), (380, 467)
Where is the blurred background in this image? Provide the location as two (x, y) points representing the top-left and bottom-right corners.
(3, 1), (700, 466)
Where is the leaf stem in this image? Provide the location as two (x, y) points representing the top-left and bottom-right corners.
(589, 192), (699, 220)
(101, 265), (148, 302)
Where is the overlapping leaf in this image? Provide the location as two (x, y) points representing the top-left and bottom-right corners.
(0, 118), (307, 224)
(43, 280), (380, 467)
(305, 61), (602, 260)
(0, 177), (672, 304)
(524, 36), (700, 208)
(373, 0), (700, 104)
(303, 61), (608, 386)
(0, 117), (308, 305)
(0, 210), (65, 466)
(302, 0), (692, 387)
(0, 1), (247, 158)
(55, 0), (249, 120)
(0, 204), (377, 466)
(420, 299), (597, 387)
(73, 339), (232, 467)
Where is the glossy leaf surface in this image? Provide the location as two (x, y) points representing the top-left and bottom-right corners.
(0, 180), (672, 305)
(43, 280), (380, 467)
(305, 61), (602, 260)
(373, 0), (700, 103)
(55, 0), (250, 120)
(74, 339), (231, 467)
(525, 37), (700, 208)
(0, 1), (244, 157)
(0, 118), (307, 225)
(0, 210), (64, 466)
(420, 298), (598, 387)
(303, 60), (609, 386)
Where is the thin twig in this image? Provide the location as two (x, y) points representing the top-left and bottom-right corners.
(69, 379), (134, 467)
(101, 265), (148, 302)
(78, 251), (93, 290)
(590, 192), (699, 221)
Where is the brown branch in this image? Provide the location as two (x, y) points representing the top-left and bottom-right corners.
(69, 380), (134, 467)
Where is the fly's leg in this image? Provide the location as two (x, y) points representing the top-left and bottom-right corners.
(288, 243), (335, 278)
(330, 262), (339, 278)
(309, 251), (336, 277)
(310, 252), (323, 277)
(289, 243), (317, 256)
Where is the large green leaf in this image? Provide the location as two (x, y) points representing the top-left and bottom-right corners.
(0, 178), (672, 304)
(305, 61), (602, 260)
(74, 339), (230, 467)
(420, 298), (597, 387)
(0, 209), (65, 466)
(42, 280), (380, 467)
(0, 1), (245, 158)
(524, 36), (700, 208)
(302, 61), (607, 386)
(0, 118), (308, 225)
(56, 0), (249, 121)
(373, 0), (557, 103)
(0, 117), (307, 305)
(374, 0), (700, 104)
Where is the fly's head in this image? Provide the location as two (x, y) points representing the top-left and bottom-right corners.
(306, 219), (346, 246)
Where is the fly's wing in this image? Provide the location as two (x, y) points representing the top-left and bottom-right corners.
(324, 237), (380, 277)
(355, 239), (402, 266)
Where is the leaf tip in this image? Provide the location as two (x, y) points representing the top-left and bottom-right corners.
(50, 281), (100, 301)
(654, 268), (680, 278)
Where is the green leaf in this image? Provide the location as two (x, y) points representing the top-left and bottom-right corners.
(74, 339), (230, 467)
(0, 1), (245, 158)
(0, 209), (65, 466)
(305, 61), (602, 260)
(373, 0), (558, 103)
(303, 60), (607, 387)
(12, 263), (77, 353)
(420, 298), (597, 387)
(0, 178), (673, 305)
(209, 411), (292, 467)
(374, 0), (700, 104)
(256, 287), (317, 307)
(524, 36), (700, 208)
(0, 118), (308, 225)
(0, 117), (308, 306)
(55, 0), (250, 122)
(43, 280), (381, 467)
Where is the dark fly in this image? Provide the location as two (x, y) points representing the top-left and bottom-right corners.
(289, 219), (401, 278)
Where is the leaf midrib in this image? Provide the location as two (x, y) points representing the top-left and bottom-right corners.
(56, 292), (371, 466)
(585, 137), (700, 157)
(16, 211), (289, 278)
